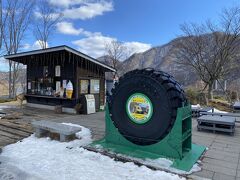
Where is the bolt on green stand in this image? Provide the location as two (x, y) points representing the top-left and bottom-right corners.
(89, 104), (206, 172)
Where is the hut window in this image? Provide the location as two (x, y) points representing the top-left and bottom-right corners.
(90, 79), (100, 94)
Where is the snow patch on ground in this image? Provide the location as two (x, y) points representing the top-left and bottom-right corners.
(117, 154), (201, 175)
(191, 104), (201, 109)
(62, 123), (92, 146)
(0, 123), (184, 180)
(191, 104), (228, 113)
(209, 108), (228, 113)
(145, 159), (201, 175)
(0, 105), (16, 109)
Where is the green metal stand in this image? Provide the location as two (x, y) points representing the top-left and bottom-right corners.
(90, 105), (206, 171)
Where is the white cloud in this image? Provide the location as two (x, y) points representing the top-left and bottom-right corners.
(72, 34), (116, 57)
(49, 0), (85, 8)
(34, 11), (43, 19)
(56, 21), (84, 35)
(36, 1), (113, 21)
(72, 33), (151, 58)
(34, 11), (62, 21)
(62, 1), (113, 20)
(56, 21), (101, 36)
(21, 43), (31, 50)
(33, 40), (49, 49)
(123, 42), (151, 54)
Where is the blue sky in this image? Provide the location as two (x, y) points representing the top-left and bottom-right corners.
(0, 0), (238, 71)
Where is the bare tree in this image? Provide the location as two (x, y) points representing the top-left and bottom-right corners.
(33, 0), (62, 49)
(2, 0), (34, 98)
(0, 0), (2, 49)
(173, 6), (240, 100)
(0, 0), (7, 52)
(105, 40), (127, 78)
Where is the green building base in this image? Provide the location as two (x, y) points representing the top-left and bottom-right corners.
(89, 105), (206, 172)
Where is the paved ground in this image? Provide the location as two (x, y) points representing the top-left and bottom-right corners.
(192, 119), (240, 180)
(1, 105), (240, 179)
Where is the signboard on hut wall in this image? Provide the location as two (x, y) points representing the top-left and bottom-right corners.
(55, 65), (61, 77)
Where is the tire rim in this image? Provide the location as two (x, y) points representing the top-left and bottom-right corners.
(126, 93), (153, 124)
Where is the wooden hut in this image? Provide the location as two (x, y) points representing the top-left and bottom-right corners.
(4, 45), (115, 113)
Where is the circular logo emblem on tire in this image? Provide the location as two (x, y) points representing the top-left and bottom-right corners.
(126, 93), (153, 124)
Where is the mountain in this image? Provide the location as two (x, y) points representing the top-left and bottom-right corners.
(98, 38), (198, 86)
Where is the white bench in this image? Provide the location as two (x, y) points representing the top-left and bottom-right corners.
(31, 120), (81, 142)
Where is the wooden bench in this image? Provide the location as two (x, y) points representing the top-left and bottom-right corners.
(197, 115), (236, 135)
(31, 120), (81, 142)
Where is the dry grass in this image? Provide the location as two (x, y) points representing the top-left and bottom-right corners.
(209, 99), (233, 112)
(0, 83), (9, 96)
(0, 98), (14, 103)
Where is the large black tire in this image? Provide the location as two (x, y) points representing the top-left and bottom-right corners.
(108, 69), (187, 146)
